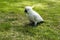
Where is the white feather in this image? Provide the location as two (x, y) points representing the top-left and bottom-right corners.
(25, 6), (44, 26)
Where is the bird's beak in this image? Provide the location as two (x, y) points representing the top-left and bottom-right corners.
(24, 9), (27, 13)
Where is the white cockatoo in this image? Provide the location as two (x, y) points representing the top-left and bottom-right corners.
(24, 6), (44, 26)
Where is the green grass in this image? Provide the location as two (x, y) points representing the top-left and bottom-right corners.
(0, 0), (60, 40)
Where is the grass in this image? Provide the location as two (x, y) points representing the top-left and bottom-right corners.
(0, 0), (60, 40)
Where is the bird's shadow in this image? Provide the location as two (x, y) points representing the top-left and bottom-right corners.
(24, 22), (35, 27)
(24, 21), (44, 27)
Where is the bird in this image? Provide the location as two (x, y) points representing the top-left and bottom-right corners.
(24, 6), (44, 26)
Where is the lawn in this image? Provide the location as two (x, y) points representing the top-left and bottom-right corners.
(0, 0), (60, 40)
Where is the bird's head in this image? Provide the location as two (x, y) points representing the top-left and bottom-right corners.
(24, 6), (33, 13)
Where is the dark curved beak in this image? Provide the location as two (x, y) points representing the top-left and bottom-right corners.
(24, 9), (27, 13)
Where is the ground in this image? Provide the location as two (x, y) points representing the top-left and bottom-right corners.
(0, 0), (60, 40)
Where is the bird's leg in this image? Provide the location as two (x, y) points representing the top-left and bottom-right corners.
(34, 22), (37, 26)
